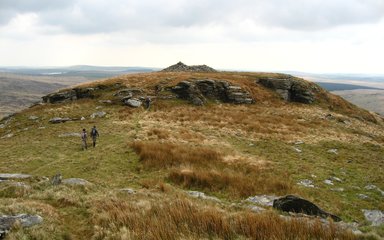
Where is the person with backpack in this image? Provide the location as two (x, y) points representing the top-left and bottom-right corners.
(90, 126), (99, 147)
(144, 96), (152, 110)
(81, 128), (88, 150)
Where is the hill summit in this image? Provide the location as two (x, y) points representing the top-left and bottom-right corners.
(161, 61), (217, 72)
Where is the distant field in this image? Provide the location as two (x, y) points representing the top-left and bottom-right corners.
(332, 89), (384, 116)
(0, 66), (158, 118)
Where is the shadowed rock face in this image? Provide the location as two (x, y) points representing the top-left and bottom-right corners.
(259, 77), (315, 104)
(273, 195), (341, 222)
(42, 88), (97, 103)
(161, 62), (217, 73)
(171, 79), (254, 105)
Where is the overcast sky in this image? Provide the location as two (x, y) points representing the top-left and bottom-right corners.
(0, 0), (383, 73)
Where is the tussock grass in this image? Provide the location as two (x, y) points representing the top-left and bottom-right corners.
(91, 197), (357, 240)
(169, 166), (292, 198)
(130, 141), (222, 169)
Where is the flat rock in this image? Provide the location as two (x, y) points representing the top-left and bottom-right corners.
(324, 179), (334, 185)
(99, 100), (112, 104)
(249, 206), (266, 213)
(124, 99), (142, 108)
(49, 117), (71, 124)
(363, 210), (384, 226)
(327, 149), (338, 154)
(119, 188), (136, 194)
(0, 214), (43, 237)
(28, 116), (39, 120)
(246, 195), (277, 207)
(273, 195), (341, 221)
(1, 133), (13, 139)
(90, 111), (106, 118)
(62, 178), (91, 186)
(187, 191), (220, 202)
(357, 194), (369, 200)
(0, 173), (32, 180)
(297, 179), (315, 188)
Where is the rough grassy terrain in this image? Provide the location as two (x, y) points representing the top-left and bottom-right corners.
(0, 71), (383, 239)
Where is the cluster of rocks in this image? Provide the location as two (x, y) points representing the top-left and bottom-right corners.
(171, 79), (254, 105)
(114, 88), (145, 108)
(161, 62), (217, 72)
(258, 77), (316, 104)
(42, 87), (97, 104)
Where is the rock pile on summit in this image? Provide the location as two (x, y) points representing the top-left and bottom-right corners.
(161, 62), (217, 72)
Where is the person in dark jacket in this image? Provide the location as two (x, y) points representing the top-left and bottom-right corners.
(90, 126), (99, 147)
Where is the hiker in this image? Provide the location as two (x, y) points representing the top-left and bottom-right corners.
(144, 96), (151, 110)
(81, 128), (88, 150)
(90, 126), (99, 147)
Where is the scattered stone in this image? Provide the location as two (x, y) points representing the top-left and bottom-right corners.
(120, 188), (136, 194)
(364, 184), (377, 190)
(95, 106), (103, 110)
(311, 174), (317, 178)
(49, 117), (71, 124)
(28, 116), (39, 120)
(331, 188), (345, 192)
(124, 99), (142, 108)
(187, 191), (220, 202)
(330, 176), (342, 182)
(294, 140), (304, 145)
(357, 194), (369, 200)
(50, 173), (62, 185)
(81, 117), (85, 121)
(58, 133), (82, 138)
(99, 100), (112, 104)
(38, 126), (46, 129)
(324, 179), (334, 185)
(62, 178), (91, 186)
(246, 195), (277, 207)
(90, 111), (106, 119)
(0, 124), (4, 129)
(161, 62), (217, 72)
(363, 210), (384, 226)
(0, 174), (32, 180)
(171, 79), (253, 106)
(1, 133), (13, 139)
(273, 195), (341, 221)
(297, 179), (315, 188)
(293, 147), (302, 153)
(0, 214), (43, 237)
(327, 149), (338, 154)
(249, 206), (266, 213)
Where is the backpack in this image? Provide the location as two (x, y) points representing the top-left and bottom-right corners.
(91, 128), (98, 137)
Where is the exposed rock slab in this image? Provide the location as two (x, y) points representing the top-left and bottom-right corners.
(187, 191), (220, 202)
(246, 195), (277, 207)
(363, 209), (384, 226)
(0, 174), (32, 180)
(258, 77), (315, 104)
(49, 117), (72, 124)
(90, 111), (106, 118)
(172, 79), (253, 105)
(124, 99), (142, 108)
(297, 179), (315, 188)
(42, 87), (97, 104)
(0, 214), (43, 238)
(273, 195), (341, 221)
(62, 178), (91, 186)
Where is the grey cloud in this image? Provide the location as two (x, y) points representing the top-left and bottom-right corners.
(1, 0), (384, 36)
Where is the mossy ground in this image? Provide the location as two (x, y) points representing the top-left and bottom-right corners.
(0, 72), (383, 239)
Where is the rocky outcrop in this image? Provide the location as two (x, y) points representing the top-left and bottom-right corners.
(49, 117), (72, 124)
(171, 79), (253, 105)
(124, 99), (142, 108)
(62, 178), (92, 186)
(0, 214), (43, 238)
(0, 173), (32, 180)
(363, 210), (384, 226)
(273, 195), (341, 221)
(258, 77), (315, 104)
(162, 62), (217, 72)
(42, 87), (97, 104)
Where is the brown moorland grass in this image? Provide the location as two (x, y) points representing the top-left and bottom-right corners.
(91, 197), (357, 240)
(130, 141), (223, 169)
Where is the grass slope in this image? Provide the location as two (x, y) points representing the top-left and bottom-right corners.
(0, 72), (383, 239)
